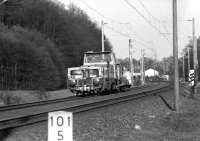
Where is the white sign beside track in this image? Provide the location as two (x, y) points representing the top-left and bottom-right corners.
(48, 111), (73, 141)
(189, 69), (195, 86)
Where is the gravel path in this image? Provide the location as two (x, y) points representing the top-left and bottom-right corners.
(73, 90), (173, 141)
(1, 88), (175, 141)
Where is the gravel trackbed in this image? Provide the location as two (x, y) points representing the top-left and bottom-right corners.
(1, 88), (200, 141)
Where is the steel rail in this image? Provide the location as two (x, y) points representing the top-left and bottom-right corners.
(0, 83), (171, 130)
(0, 96), (81, 111)
(0, 84), (154, 111)
(69, 85), (171, 113)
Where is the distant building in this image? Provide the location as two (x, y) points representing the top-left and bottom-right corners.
(145, 68), (159, 77)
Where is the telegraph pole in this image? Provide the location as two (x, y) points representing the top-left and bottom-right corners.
(101, 20), (107, 52)
(148, 41), (157, 77)
(192, 18), (196, 70)
(140, 49), (145, 85)
(187, 18), (198, 88)
(154, 48), (157, 77)
(188, 47), (190, 81)
(191, 18), (198, 87)
(173, 0), (180, 112)
(183, 54), (185, 82)
(129, 39), (134, 86)
(194, 37), (198, 81)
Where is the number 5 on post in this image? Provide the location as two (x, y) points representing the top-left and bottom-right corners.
(48, 111), (73, 141)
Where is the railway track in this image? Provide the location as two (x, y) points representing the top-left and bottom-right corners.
(0, 96), (81, 111)
(0, 83), (154, 112)
(0, 83), (170, 131)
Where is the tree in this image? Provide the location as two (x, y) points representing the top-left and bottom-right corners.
(0, 0), (113, 89)
(1, 0), (112, 68)
(0, 24), (64, 90)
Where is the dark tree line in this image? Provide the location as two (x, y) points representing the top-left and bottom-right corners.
(0, 0), (112, 90)
(0, 24), (64, 90)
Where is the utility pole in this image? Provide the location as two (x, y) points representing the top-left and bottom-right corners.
(191, 18), (198, 87)
(154, 48), (157, 77)
(129, 39), (134, 86)
(187, 18), (198, 89)
(163, 61), (166, 75)
(183, 54), (185, 82)
(188, 47), (190, 81)
(148, 41), (157, 77)
(140, 49), (145, 85)
(192, 18), (197, 69)
(173, 0), (180, 112)
(194, 37), (198, 81)
(101, 20), (105, 52)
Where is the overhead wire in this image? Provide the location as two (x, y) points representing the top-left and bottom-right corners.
(125, 23), (152, 46)
(105, 25), (149, 48)
(105, 25), (131, 38)
(135, 0), (161, 23)
(77, 0), (151, 48)
(135, 0), (172, 41)
(77, 0), (128, 24)
(156, 21), (191, 40)
(123, 0), (170, 43)
(76, 0), (156, 50)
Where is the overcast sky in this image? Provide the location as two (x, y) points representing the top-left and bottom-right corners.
(58, 0), (200, 60)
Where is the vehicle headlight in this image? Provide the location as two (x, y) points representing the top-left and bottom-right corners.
(93, 78), (100, 86)
(68, 79), (76, 86)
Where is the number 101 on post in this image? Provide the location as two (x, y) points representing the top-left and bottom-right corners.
(48, 111), (73, 141)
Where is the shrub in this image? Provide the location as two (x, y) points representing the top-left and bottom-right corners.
(0, 24), (64, 90)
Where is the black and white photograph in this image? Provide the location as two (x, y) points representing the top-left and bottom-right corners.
(0, 0), (199, 140)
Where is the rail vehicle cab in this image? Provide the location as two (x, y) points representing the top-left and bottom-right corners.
(67, 51), (130, 96)
(83, 51), (120, 82)
(83, 51), (116, 66)
(67, 67), (83, 93)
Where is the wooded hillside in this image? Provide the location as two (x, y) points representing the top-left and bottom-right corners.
(0, 0), (112, 90)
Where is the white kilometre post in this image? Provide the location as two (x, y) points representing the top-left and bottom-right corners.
(48, 111), (73, 141)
